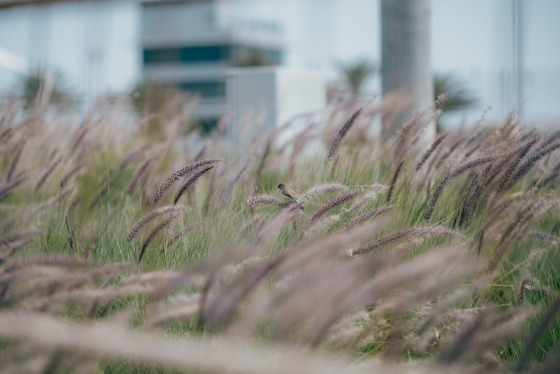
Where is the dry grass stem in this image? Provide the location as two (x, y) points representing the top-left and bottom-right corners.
(166, 223), (198, 248)
(338, 204), (396, 233)
(328, 106), (363, 160)
(0, 173), (30, 202)
(126, 206), (188, 242)
(127, 157), (153, 194)
(236, 213), (268, 242)
(35, 156), (63, 192)
(503, 142), (560, 191)
(387, 160), (403, 203)
(416, 132), (448, 171)
(153, 159), (221, 205)
(351, 226), (463, 256)
(6, 139), (24, 182)
(173, 165), (214, 205)
(247, 195), (282, 209)
(495, 138), (538, 193)
(303, 184), (349, 200)
(308, 191), (361, 227)
(139, 214), (177, 262)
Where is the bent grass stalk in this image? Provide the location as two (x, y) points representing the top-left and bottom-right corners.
(303, 183), (349, 200)
(425, 153), (507, 220)
(247, 195), (282, 209)
(0, 173), (30, 202)
(308, 191), (361, 227)
(153, 159), (221, 206)
(386, 160), (403, 203)
(126, 206), (188, 242)
(173, 166), (214, 205)
(351, 226), (463, 256)
(6, 139), (24, 182)
(166, 223), (198, 249)
(338, 204), (396, 233)
(35, 156), (63, 192)
(496, 138), (538, 193)
(327, 106), (363, 160)
(127, 157), (153, 194)
(139, 214), (177, 263)
(296, 191), (361, 242)
(2, 93), (560, 373)
(416, 132), (448, 171)
(502, 142), (560, 191)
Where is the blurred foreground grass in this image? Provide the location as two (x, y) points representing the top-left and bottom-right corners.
(0, 93), (559, 373)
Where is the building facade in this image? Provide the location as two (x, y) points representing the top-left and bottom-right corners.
(141, 0), (284, 129)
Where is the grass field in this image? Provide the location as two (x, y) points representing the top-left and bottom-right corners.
(0, 94), (559, 373)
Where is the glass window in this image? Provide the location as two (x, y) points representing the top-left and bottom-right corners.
(143, 48), (182, 64)
(178, 81), (225, 98)
(144, 45), (231, 65)
(143, 44), (281, 65)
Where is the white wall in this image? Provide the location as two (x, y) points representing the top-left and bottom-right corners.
(432, 0), (560, 125)
(226, 66), (325, 149)
(0, 0), (140, 106)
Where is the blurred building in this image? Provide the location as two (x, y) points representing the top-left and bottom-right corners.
(226, 66), (325, 150)
(141, 0), (284, 129)
(1, 1), (559, 127)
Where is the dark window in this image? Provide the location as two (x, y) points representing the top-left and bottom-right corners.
(144, 45), (231, 65)
(178, 81), (225, 99)
(143, 48), (182, 65)
(143, 44), (282, 66)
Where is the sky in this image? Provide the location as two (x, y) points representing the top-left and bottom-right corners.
(0, 0), (559, 126)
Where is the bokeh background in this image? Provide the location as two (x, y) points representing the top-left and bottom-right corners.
(1, 0), (559, 131)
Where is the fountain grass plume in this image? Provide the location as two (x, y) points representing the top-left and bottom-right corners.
(387, 160), (404, 203)
(416, 132), (448, 171)
(425, 152), (508, 220)
(153, 159), (221, 205)
(327, 106), (363, 160)
(247, 195), (282, 209)
(338, 204), (396, 233)
(303, 183), (349, 200)
(308, 190), (361, 227)
(126, 206), (188, 242)
(173, 166), (214, 205)
(502, 142), (560, 192)
(139, 214), (177, 263)
(496, 138), (539, 193)
(351, 226), (463, 256)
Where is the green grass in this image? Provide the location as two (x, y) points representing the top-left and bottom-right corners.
(0, 96), (559, 373)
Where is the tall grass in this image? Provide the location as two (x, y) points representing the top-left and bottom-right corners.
(0, 93), (559, 373)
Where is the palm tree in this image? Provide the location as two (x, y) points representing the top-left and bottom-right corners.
(21, 67), (74, 112)
(433, 74), (477, 131)
(434, 75), (476, 112)
(338, 59), (376, 95)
